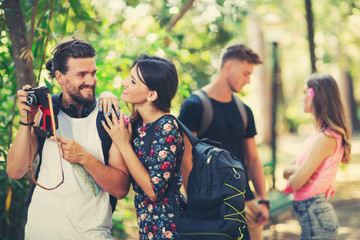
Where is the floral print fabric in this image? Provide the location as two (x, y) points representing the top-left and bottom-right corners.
(132, 115), (184, 240)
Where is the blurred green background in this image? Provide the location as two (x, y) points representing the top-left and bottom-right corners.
(1, 0), (360, 239)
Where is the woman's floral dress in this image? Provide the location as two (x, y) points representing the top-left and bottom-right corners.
(132, 115), (184, 240)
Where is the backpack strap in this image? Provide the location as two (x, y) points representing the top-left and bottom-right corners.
(96, 113), (112, 166)
(144, 115), (200, 156)
(193, 90), (248, 136)
(143, 115), (200, 158)
(233, 94), (248, 130)
(51, 94), (61, 116)
(143, 120), (158, 156)
(175, 118), (200, 146)
(36, 94), (60, 159)
(192, 90), (212, 137)
(96, 112), (117, 212)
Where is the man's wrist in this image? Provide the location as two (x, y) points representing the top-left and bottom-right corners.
(19, 120), (35, 126)
(78, 150), (91, 166)
(258, 200), (270, 209)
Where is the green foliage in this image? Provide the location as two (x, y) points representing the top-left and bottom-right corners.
(111, 194), (138, 239)
(0, 1), (106, 238)
(1, 0), (360, 238)
(0, 162), (30, 240)
(0, 27), (29, 240)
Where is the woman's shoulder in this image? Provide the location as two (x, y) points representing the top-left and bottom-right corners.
(318, 130), (336, 142)
(311, 130), (337, 155)
(154, 115), (179, 131)
(153, 115), (182, 144)
(323, 128), (342, 140)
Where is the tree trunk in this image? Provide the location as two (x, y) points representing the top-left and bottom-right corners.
(2, 1), (33, 240)
(305, 0), (317, 73)
(346, 71), (360, 133)
(3, 0), (36, 89)
(333, 64), (352, 134)
(247, 9), (272, 145)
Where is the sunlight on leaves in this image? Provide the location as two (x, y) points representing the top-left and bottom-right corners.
(5, 186), (12, 211)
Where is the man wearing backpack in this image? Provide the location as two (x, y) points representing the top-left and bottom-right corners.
(179, 43), (269, 240)
(6, 38), (130, 239)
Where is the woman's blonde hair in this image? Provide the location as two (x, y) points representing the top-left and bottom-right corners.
(306, 73), (351, 163)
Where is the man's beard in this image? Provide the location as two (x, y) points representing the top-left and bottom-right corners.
(70, 87), (95, 107)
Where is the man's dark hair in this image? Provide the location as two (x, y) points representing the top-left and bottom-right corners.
(220, 44), (262, 68)
(46, 38), (96, 79)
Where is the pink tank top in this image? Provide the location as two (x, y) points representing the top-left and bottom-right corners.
(293, 129), (344, 201)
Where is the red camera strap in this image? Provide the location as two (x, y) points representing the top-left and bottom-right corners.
(28, 93), (64, 190)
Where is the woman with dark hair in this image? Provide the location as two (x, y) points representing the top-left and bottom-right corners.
(283, 73), (351, 239)
(102, 55), (184, 240)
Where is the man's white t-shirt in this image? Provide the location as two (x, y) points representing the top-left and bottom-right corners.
(25, 103), (113, 240)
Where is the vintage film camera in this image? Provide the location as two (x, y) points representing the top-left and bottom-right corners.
(24, 86), (58, 138)
(25, 86), (49, 108)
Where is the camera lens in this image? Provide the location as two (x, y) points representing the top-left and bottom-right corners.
(26, 94), (37, 106)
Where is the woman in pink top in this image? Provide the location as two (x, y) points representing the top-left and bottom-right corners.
(283, 74), (351, 240)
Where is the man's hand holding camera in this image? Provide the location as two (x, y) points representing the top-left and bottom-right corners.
(51, 137), (89, 165)
(17, 85), (40, 123)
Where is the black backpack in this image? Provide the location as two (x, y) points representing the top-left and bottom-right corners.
(145, 115), (249, 240)
(26, 94), (117, 212)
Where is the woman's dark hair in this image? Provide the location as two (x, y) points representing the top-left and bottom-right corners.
(134, 54), (178, 112)
(306, 73), (351, 163)
(45, 38), (96, 79)
(129, 54), (179, 140)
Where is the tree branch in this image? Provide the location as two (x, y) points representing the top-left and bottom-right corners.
(28, 0), (39, 50)
(166, 0), (195, 32)
(37, 0), (54, 84)
(305, 0), (317, 73)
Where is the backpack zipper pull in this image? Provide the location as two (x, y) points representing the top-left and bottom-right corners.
(232, 168), (241, 179)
